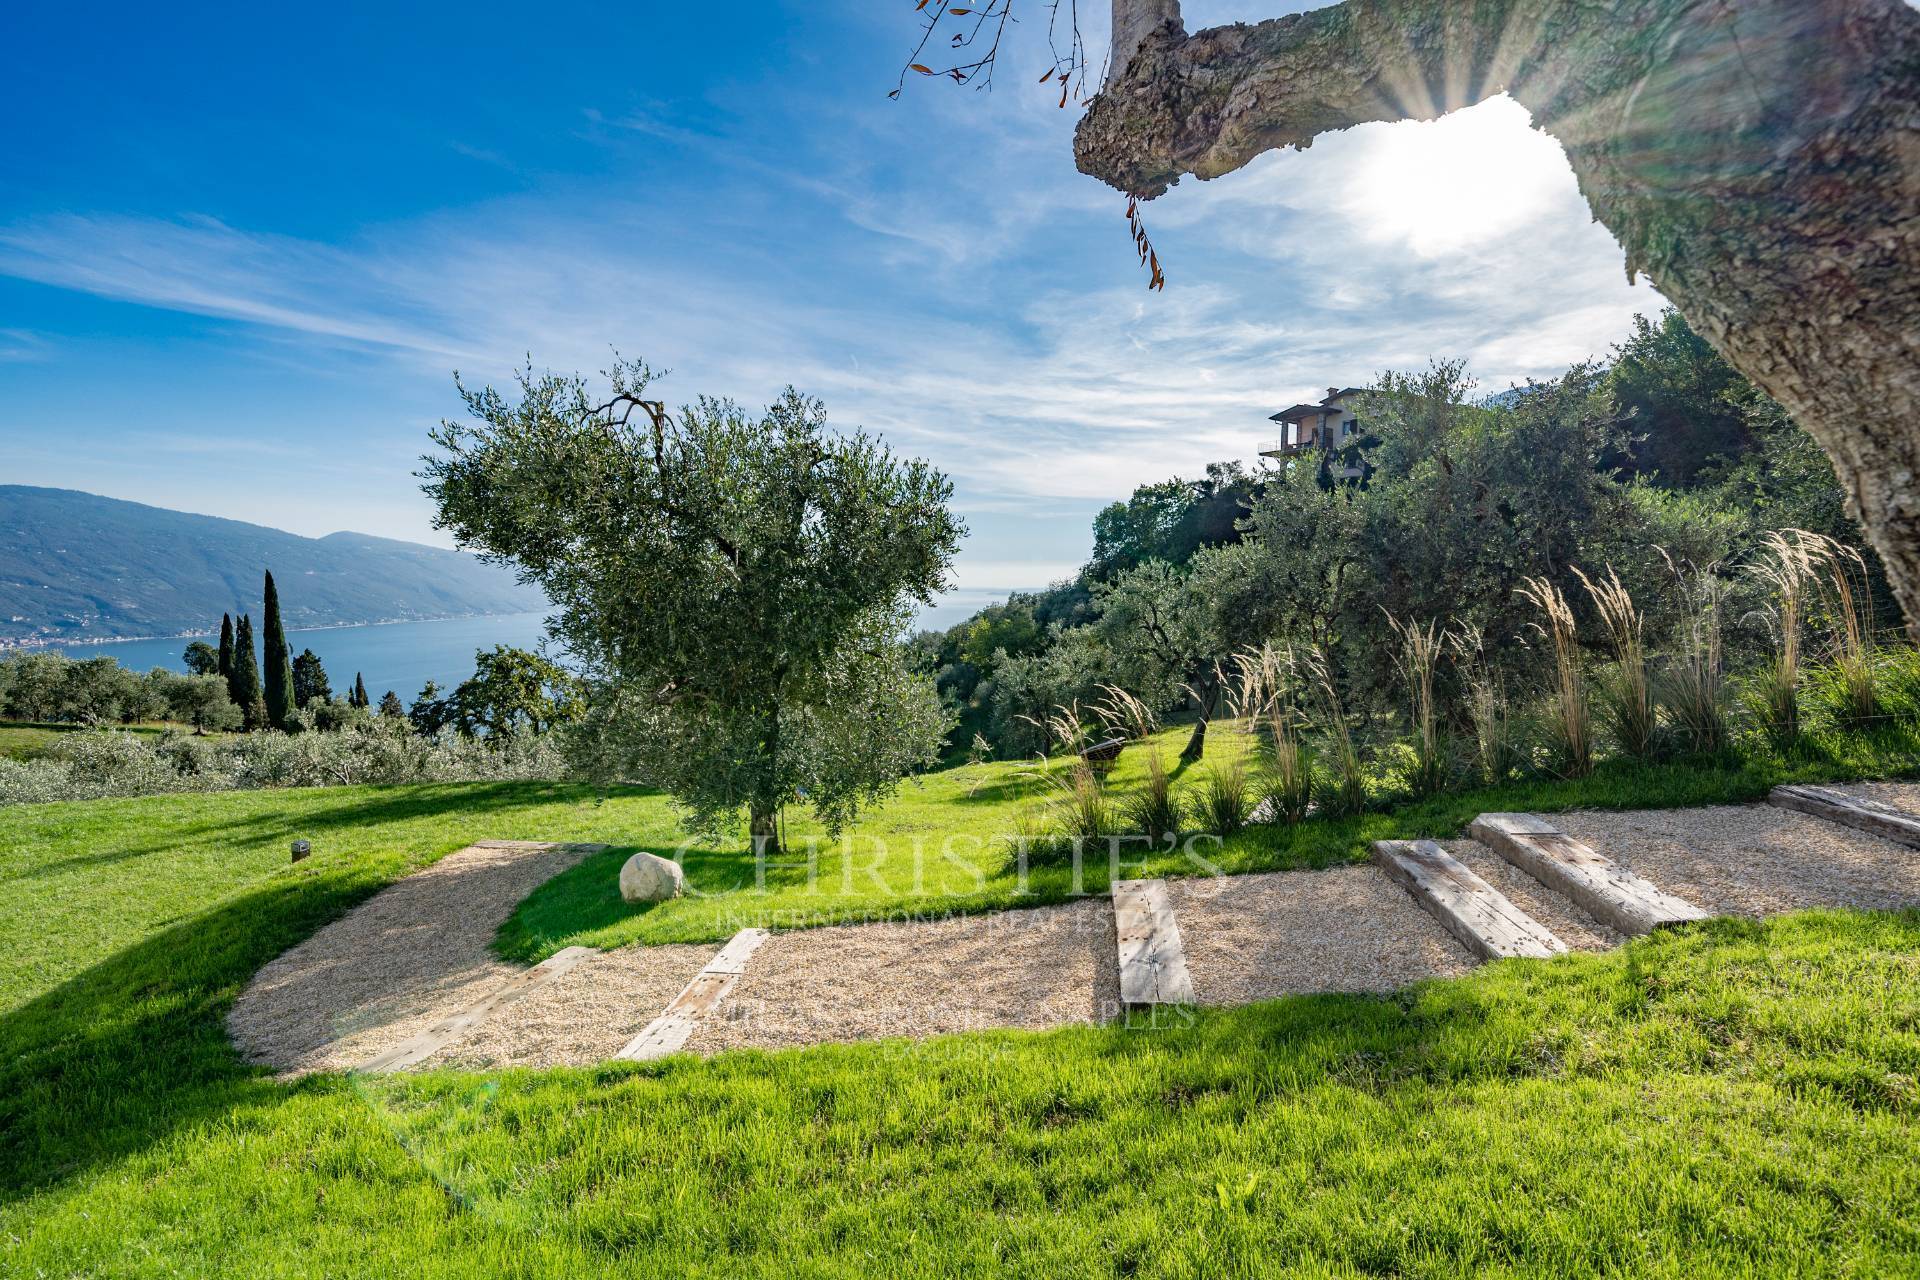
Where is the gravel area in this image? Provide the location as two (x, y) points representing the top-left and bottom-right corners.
(1163, 866), (1474, 1007)
(681, 901), (1120, 1054)
(421, 942), (717, 1069)
(1845, 781), (1920, 815)
(1440, 840), (1625, 951)
(228, 840), (604, 1075)
(1554, 803), (1920, 918)
(231, 788), (1920, 1075)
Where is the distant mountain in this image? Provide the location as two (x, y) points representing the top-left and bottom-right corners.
(0, 486), (545, 643)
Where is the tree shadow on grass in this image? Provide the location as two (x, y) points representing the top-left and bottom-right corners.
(2, 781), (652, 886)
(0, 779), (661, 1202)
(0, 867), (400, 1204)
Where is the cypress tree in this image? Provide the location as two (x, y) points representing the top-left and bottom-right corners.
(261, 570), (295, 730)
(353, 672), (369, 709)
(231, 614), (263, 730)
(217, 614), (235, 682)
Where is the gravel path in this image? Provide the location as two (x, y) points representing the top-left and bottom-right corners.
(228, 840), (605, 1075)
(230, 786), (1920, 1073)
(1164, 867), (1474, 1006)
(1847, 780), (1920, 815)
(421, 942), (717, 1069)
(1440, 840), (1625, 951)
(1554, 801), (1920, 918)
(681, 901), (1120, 1054)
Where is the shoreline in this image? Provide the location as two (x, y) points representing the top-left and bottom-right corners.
(0, 609), (550, 652)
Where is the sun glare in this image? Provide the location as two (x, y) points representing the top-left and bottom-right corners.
(1331, 94), (1578, 257)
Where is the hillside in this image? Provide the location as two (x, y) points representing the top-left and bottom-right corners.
(0, 487), (543, 642)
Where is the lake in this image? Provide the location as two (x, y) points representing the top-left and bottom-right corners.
(72, 590), (1014, 700)
(80, 612), (555, 702)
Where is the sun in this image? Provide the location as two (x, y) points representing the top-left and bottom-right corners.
(1330, 94), (1580, 257)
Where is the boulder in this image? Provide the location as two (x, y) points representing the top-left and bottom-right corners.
(619, 850), (687, 903)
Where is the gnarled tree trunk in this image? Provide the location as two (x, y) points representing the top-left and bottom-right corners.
(1078, 0), (1920, 632)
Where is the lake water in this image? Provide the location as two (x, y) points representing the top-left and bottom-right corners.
(79, 612), (555, 702)
(72, 590), (1012, 699)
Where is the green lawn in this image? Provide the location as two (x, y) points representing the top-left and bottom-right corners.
(0, 718), (218, 761)
(2, 730), (1919, 1275)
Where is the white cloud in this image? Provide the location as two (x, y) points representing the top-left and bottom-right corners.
(0, 85), (1669, 583)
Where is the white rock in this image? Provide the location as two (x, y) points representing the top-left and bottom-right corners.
(619, 851), (687, 903)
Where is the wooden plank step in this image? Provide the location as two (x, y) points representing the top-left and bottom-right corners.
(1111, 878), (1196, 1007)
(1469, 813), (1711, 935)
(616, 928), (771, 1061)
(1769, 784), (1920, 850)
(356, 945), (598, 1073)
(1371, 840), (1567, 961)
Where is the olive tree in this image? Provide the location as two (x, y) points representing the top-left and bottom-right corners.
(422, 358), (963, 851)
(1091, 559), (1224, 760)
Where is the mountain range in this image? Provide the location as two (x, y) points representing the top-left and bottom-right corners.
(0, 486), (544, 644)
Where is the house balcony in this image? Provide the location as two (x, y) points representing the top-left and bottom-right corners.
(1258, 437), (1313, 459)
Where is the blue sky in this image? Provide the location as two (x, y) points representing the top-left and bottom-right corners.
(1, 0), (1666, 614)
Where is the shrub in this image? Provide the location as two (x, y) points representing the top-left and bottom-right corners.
(1813, 539), (1881, 733)
(1520, 575), (1591, 777)
(1294, 647), (1367, 815)
(1579, 566), (1657, 759)
(1388, 614), (1447, 795)
(1746, 529), (1820, 747)
(1451, 628), (1522, 785)
(1190, 755), (1252, 836)
(0, 721), (568, 807)
(1658, 555), (1729, 754)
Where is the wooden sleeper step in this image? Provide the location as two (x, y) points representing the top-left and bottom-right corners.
(1468, 813), (1710, 936)
(1372, 840), (1567, 961)
(616, 928), (771, 1061)
(1769, 784), (1920, 850)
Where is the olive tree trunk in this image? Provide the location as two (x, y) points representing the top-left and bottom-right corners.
(1078, 0), (1920, 632)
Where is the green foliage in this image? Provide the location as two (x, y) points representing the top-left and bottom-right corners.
(162, 672), (243, 733)
(291, 648), (331, 707)
(424, 358), (962, 842)
(1091, 559), (1226, 739)
(182, 640), (220, 676)
(1191, 750), (1253, 835)
(1606, 307), (1752, 486)
(377, 689), (406, 719)
(228, 614), (263, 728)
(408, 680), (453, 737)
(444, 646), (582, 738)
(217, 613), (234, 681)
(1087, 460), (1258, 580)
(261, 571), (294, 731)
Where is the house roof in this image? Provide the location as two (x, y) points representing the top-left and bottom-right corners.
(1268, 387), (1369, 423)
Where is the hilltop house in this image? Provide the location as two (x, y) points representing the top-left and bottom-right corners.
(1259, 386), (1369, 481)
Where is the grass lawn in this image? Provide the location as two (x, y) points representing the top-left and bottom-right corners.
(2, 727), (1918, 1275)
(0, 718), (217, 761)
